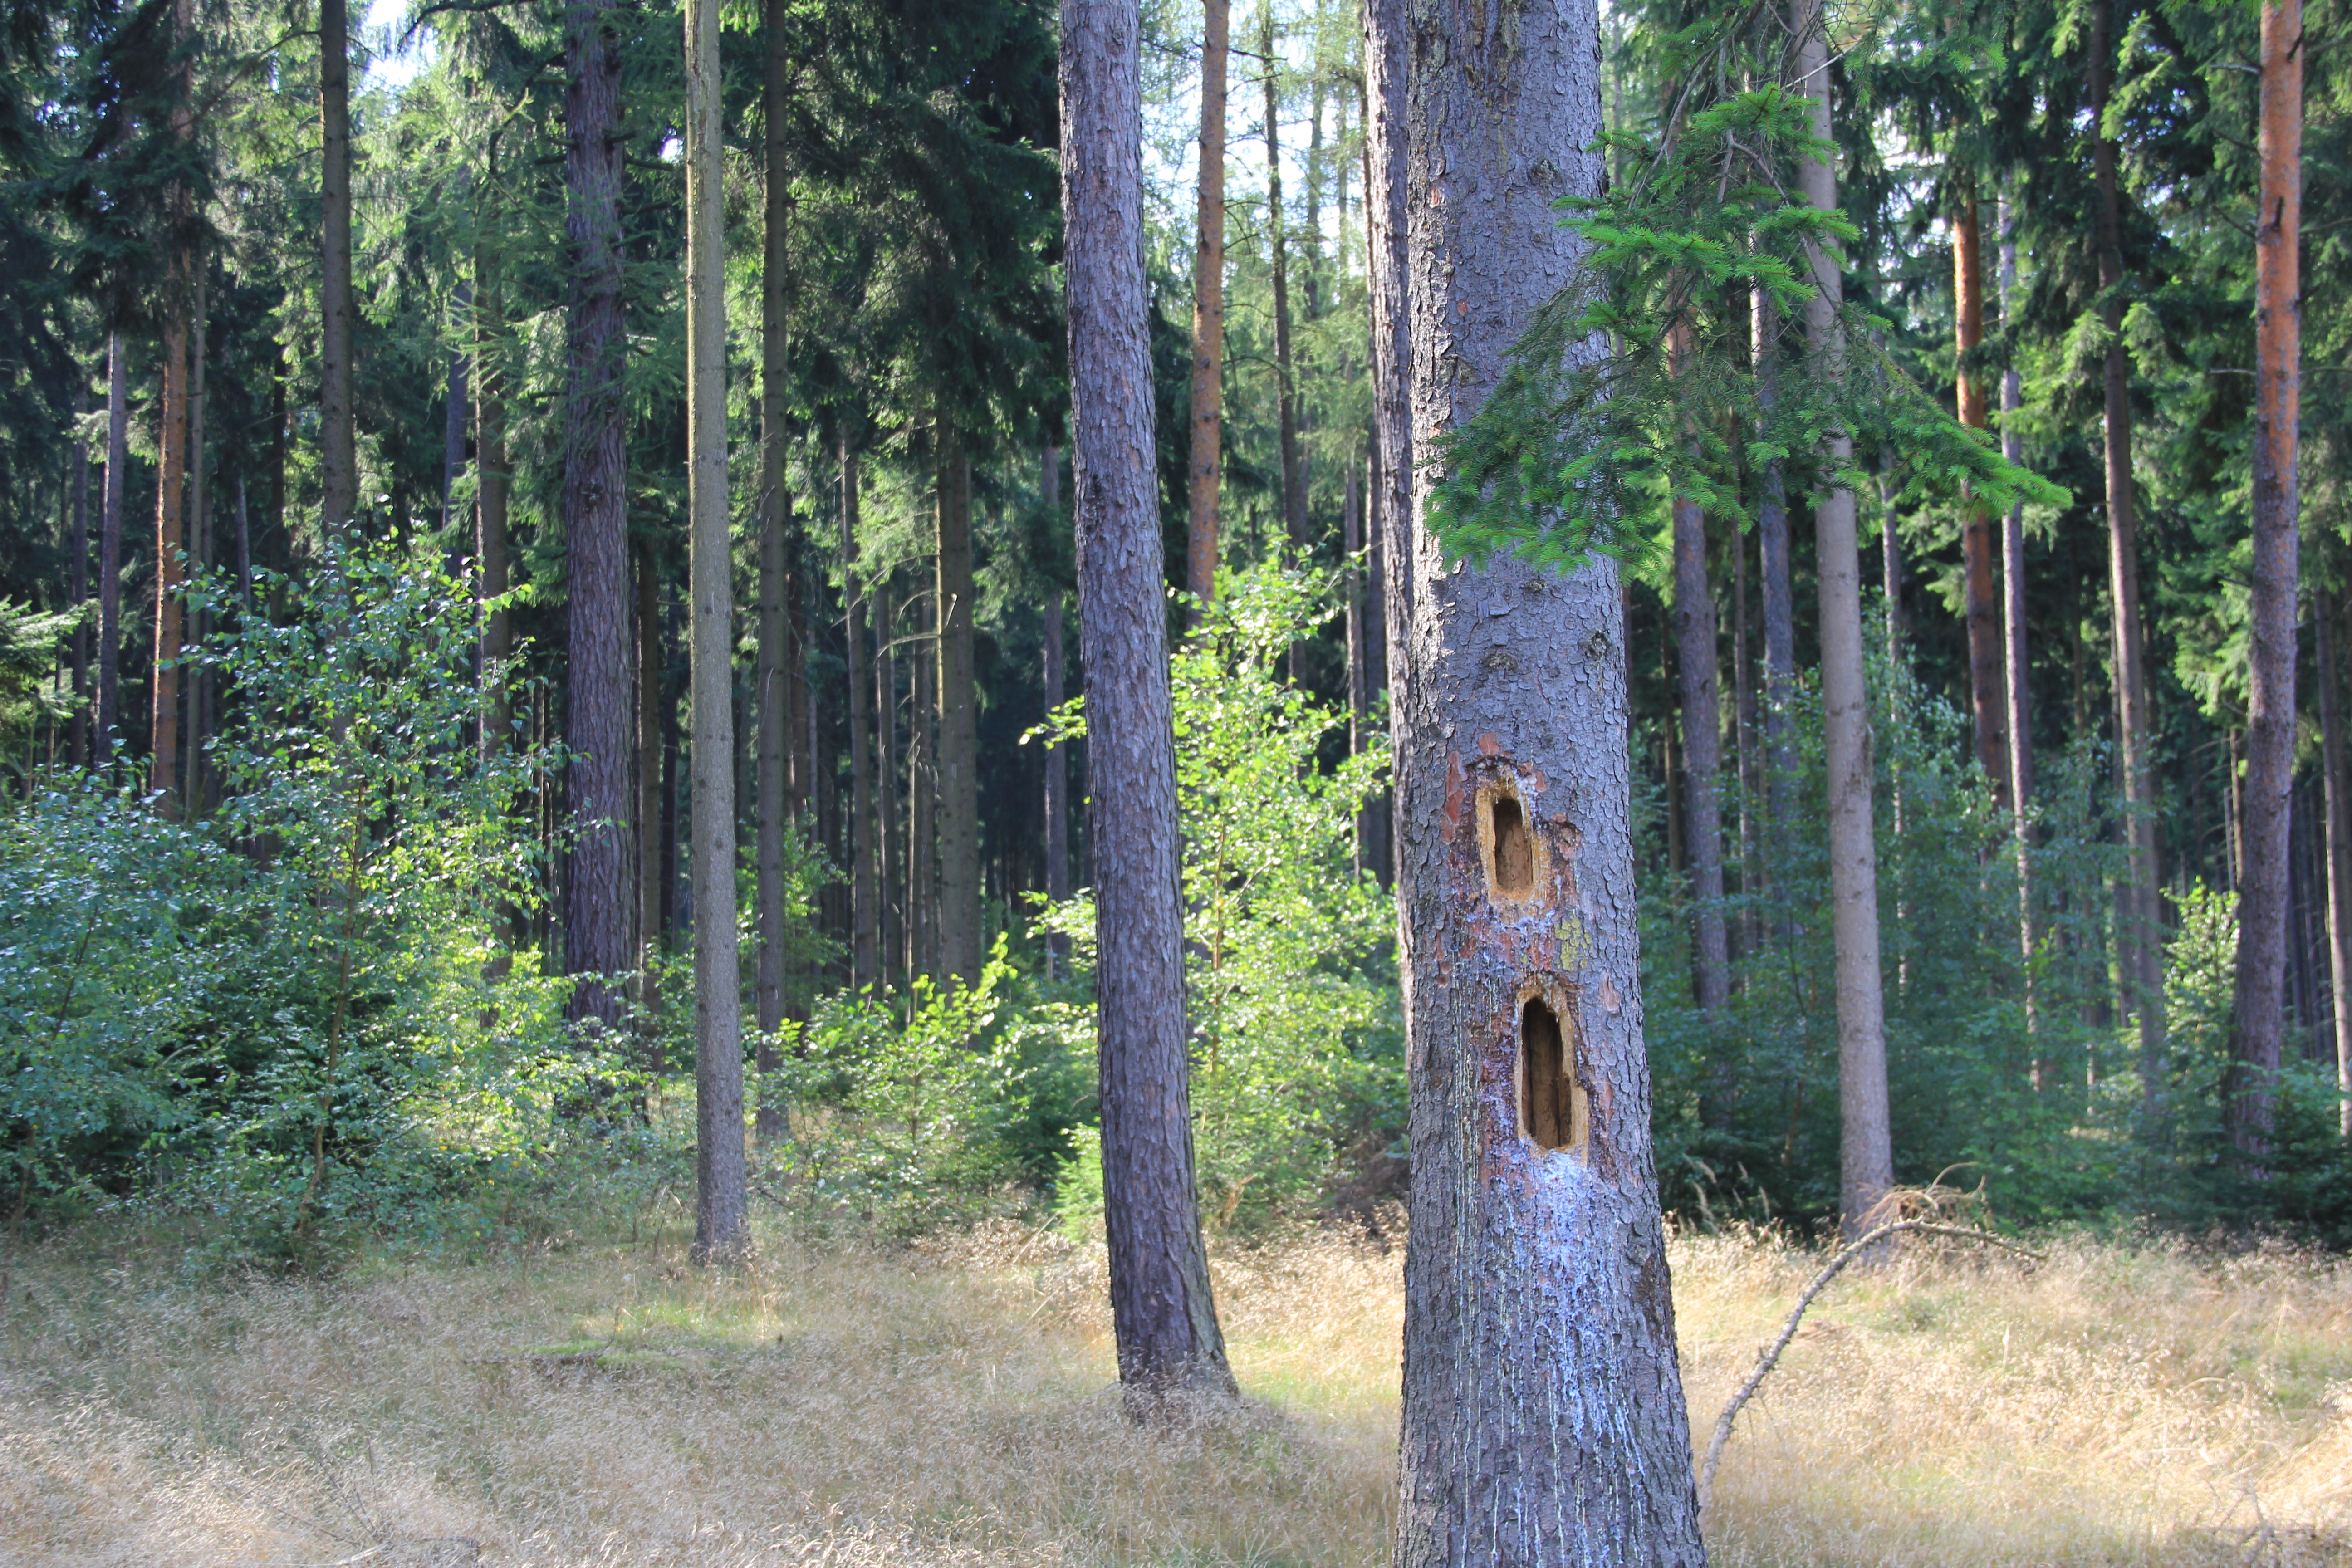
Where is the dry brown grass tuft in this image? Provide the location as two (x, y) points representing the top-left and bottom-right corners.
(3, 1214), (2347, 1566)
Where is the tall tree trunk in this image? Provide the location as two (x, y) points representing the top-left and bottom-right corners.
(1263, 6), (1305, 563)
(1393, 0), (1703, 1557)
(1362, 0), (1410, 898)
(1057, 0), (1233, 1403)
(876, 580), (901, 987)
(845, 442), (879, 989)
(637, 543), (664, 1018)
(319, 0), (356, 527)
(1344, 460), (1369, 874)
(1753, 284), (1795, 842)
(476, 174), (511, 759)
(186, 259), (209, 809)
(2320, 589), (2352, 1138)
(562, 0), (633, 1029)
(2001, 201), (2036, 1026)
(936, 433), (980, 986)
(2230, 0), (2302, 1157)
(1186, 0), (1228, 612)
(685, 0), (745, 1260)
(100, 333), (126, 754)
(69, 382), (88, 769)
(2088, 0), (2164, 1101)
(1674, 483), (1729, 1018)
(757, 0), (793, 1107)
(1042, 444), (1071, 979)
(152, 273), (188, 807)
(1798, 0), (1893, 1238)
(911, 583), (936, 980)
(1952, 184), (2008, 805)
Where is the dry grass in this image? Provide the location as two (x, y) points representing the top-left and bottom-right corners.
(3, 1213), (2348, 1567)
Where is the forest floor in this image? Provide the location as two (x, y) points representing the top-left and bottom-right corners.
(3, 1210), (2350, 1567)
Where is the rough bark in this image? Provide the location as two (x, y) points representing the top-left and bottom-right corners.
(759, 0), (792, 1053)
(1057, 0), (1233, 1402)
(1042, 445), (1071, 979)
(1362, 0), (1410, 899)
(2321, 590), (2352, 1138)
(1186, 0), (1228, 612)
(1796, 0), (1893, 1238)
(2088, 0), (2164, 1099)
(685, 0), (745, 1261)
(846, 443), (879, 989)
(319, 0), (356, 527)
(936, 434), (981, 987)
(1264, 6), (1305, 560)
(1951, 185), (2009, 805)
(1392, 0), (1704, 1559)
(562, 0), (633, 1029)
(99, 333), (126, 754)
(2230, 0), (2302, 1156)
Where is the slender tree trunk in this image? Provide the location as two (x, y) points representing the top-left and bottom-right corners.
(2001, 202), (2036, 1028)
(562, 0), (633, 1029)
(186, 260), (209, 810)
(1752, 285), (1795, 843)
(685, 0), (745, 1260)
(2230, 0), (2302, 1158)
(2321, 589), (2352, 1138)
(441, 306), (469, 538)
(1042, 445), (1071, 979)
(1058, 0), (1233, 1403)
(1264, 6), (1305, 563)
(2088, 0), (2164, 1102)
(758, 0), (793, 1091)
(1732, 486), (1758, 952)
(269, 347), (287, 546)
(637, 543), (664, 1019)
(936, 434), (981, 986)
(1797, 0), (1893, 1239)
(319, 0), (356, 527)
(235, 474), (251, 606)
(876, 580), (901, 988)
(99, 334), (126, 754)
(1345, 460), (1369, 874)
(911, 584), (936, 980)
(845, 443), (879, 989)
(69, 383), (88, 769)
(1393, 0), (1704, 1557)
(1362, 0), (1410, 902)
(1674, 483), (1729, 1018)
(152, 277), (187, 807)
(1187, 0), (1228, 612)
(1951, 184), (2008, 804)
(476, 176), (511, 759)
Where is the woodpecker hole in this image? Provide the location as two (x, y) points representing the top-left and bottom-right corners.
(1490, 793), (1534, 898)
(1520, 996), (1588, 1152)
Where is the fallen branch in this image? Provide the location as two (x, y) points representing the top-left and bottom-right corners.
(1696, 1219), (2042, 1512)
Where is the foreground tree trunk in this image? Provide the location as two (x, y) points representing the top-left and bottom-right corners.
(1362, 0), (1410, 894)
(2229, 0), (2302, 1158)
(319, 0), (356, 526)
(563, 0), (634, 1029)
(100, 333), (126, 752)
(1951, 183), (2009, 805)
(845, 442), (880, 988)
(1186, 0), (1228, 612)
(2319, 591), (2352, 1138)
(2088, 0), (2164, 1100)
(1392, 0), (1704, 1559)
(685, 0), (745, 1261)
(936, 434), (980, 986)
(1058, 0), (1233, 1403)
(1796, 0), (1893, 1238)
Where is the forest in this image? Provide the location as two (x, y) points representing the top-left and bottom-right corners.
(0, 0), (2348, 1558)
